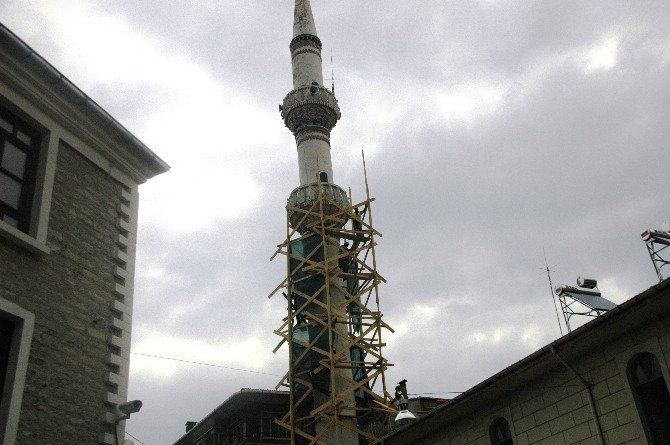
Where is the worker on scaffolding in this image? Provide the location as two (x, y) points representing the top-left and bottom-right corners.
(395, 379), (408, 401)
(349, 295), (362, 335)
(348, 205), (368, 255)
(347, 252), (361, 335)
(395, 379), (410, 411)
(339, 242), (362, 334)
(351, 206), (367, 233)
(352, 207), (362, 232)
(338, 242), (351, 271)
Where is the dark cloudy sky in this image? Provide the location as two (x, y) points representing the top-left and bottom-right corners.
(3, 1), (669, 443)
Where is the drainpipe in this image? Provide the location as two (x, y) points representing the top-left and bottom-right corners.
(551, 347), (605, 445)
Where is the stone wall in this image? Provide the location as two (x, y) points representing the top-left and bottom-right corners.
(0, 142), (125, 444)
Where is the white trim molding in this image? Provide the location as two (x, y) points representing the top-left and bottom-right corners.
(100, 184), (139, 444)
(0, 298), (35, 445)
(0, 90), (59, 255)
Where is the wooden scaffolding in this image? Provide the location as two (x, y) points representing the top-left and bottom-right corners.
(269, 163), (396, 444)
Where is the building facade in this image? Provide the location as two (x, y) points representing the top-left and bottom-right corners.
(0, 24), (168, 444)
(380, 279), (670, 445)
(172, 389), (290, 445)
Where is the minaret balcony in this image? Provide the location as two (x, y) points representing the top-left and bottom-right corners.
(290, 33), (322, 53)
(281, 85), (341, 135)
(287, 183), (349, 231)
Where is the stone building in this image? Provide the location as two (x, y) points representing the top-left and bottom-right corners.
(379, 278), (670, 445)
(172, 389), (290, 445)
(0, 23), (168, 444)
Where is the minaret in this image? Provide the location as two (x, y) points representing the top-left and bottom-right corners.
(279, 1), (359, 444)
(281, 0), (348, 212)
(273, 2), (395, 444)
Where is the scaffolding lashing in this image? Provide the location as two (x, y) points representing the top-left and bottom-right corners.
(269, 179), (396, 445)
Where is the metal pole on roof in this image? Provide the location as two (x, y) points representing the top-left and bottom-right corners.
(543, 249), (564, 336)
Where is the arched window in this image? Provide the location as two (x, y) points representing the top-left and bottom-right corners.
(627, 352), (670, 444)
(489, 417), (513, 445)
(318, 171), (328, 183)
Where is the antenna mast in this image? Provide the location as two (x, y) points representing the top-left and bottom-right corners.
(543, 249), (563, 336)
(330, 50), (335, 95)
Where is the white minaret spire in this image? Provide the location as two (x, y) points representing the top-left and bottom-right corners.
(282, 0), (342, 188)
(293, 0), (318, 37)
(291, 0), (324, 89)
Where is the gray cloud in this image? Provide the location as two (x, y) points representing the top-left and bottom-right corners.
(2, 0), (669, 443)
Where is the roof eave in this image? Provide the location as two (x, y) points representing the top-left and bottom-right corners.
(378, 278), (670, 443)
(0, 22), (169, 181)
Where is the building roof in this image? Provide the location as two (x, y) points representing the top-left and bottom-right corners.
(378, 278), (670, 443)
(172, 388), (289, 445)
(0, 22), (169, 181)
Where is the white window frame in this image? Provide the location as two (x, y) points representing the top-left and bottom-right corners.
(0, 94), (58, 255)
(0, 298), (34, 445)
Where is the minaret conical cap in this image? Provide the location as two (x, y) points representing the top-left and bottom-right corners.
(294, 0), (318, 37)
